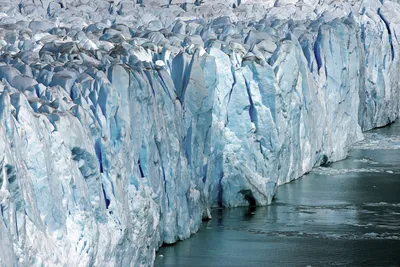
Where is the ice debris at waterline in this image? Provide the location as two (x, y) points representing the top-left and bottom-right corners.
(0, 0), (399, 266)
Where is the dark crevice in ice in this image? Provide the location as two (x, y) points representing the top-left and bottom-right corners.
(155, 138), (170, 207)
(102, 185), (110, 209)
(185, 124), (192, 166)
(239, 189), (256, 207)
(138, 159), (145, 178)
(244, 75), (258, 128)
(377, 8), (395, 61)
(217, 171), (224, 207)
(314, 34), (323, 72)
(0, 204), (7, 228)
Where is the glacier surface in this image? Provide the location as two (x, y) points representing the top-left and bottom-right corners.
(0, 0), (399, 266)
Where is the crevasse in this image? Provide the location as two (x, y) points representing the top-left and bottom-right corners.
(0, 0), (399, 266)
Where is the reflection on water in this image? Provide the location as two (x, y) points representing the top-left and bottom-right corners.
(155, 122), (400, 266)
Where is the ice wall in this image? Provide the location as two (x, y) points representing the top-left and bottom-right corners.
(0, 0), (399, 266)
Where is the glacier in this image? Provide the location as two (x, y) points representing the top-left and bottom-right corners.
(0, 0), (399, 266)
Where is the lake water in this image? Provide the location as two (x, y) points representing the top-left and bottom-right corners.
(155, 121), (400, 267)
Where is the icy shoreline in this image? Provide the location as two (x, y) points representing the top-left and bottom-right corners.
(0, 0), (399, 266)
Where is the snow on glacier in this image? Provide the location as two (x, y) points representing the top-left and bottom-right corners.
(0, 0), (399, 266)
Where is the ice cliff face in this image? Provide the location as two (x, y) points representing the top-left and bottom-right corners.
(0, 0), (399, 266)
